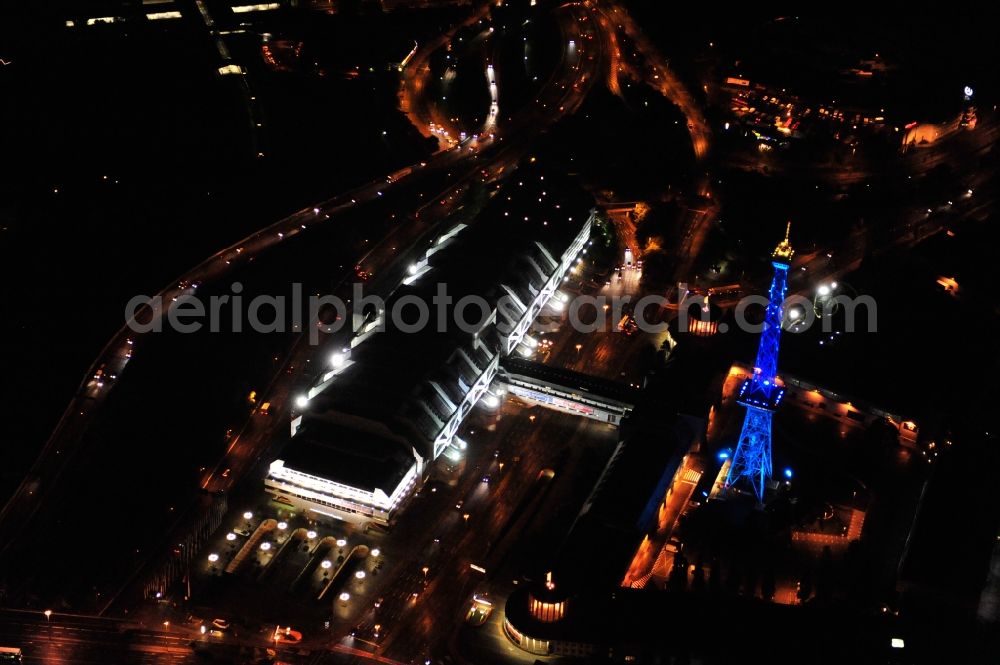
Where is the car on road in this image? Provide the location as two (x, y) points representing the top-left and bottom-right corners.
(272, 627), (302, 645)
(465, 595), (494, 626)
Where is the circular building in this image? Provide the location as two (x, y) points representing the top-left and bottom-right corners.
(503, 571), (595, 658)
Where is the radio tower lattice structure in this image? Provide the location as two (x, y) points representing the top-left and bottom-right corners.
(725, 223), (794, 501)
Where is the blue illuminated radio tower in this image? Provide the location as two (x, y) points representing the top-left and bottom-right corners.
(725, 223), (794, 502)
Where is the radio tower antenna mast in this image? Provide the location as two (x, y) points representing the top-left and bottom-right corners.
(725, 223), (794, 502)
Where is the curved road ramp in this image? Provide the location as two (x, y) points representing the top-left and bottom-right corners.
(290, 535), (336, 594)
(225, 518), (277, 575)
(318, 544), (368, 602)
(258, 527), (308, 581)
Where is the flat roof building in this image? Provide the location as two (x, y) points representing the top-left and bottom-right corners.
(265, 414), (420, 524)
(266, 168), (596, 525)
(502, 397), (697, 656)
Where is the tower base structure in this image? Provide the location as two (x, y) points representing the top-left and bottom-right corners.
(726, 405), (774, 502)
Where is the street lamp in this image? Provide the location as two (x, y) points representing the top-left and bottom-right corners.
(815, 280), (851, 318)
(44, 610), (52, 622)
